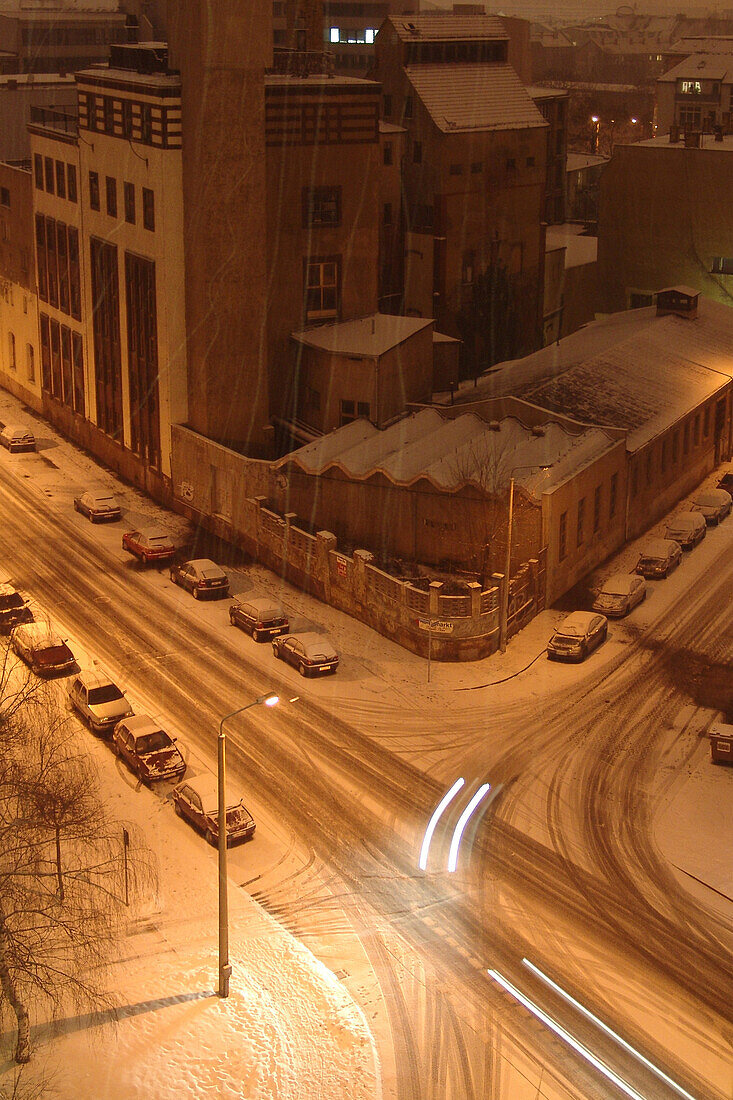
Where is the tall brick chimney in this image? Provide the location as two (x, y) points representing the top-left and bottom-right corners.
(167, 1), (272, 455)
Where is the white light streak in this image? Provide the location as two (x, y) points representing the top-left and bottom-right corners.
(447, 783), (490, 873)
(487, 969), (647, 1100)
(522, 959), (697, 1100)
(418, 778), (465, 871)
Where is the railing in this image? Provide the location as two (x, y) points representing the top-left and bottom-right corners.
(29, 106), (78, 135)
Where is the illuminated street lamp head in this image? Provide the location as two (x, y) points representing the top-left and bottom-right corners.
(591, 115), (599, 123)
(259, 692), (279, 707)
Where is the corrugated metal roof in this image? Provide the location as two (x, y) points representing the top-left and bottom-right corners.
(391, 15), (508, 43)
(407, 63), (547, 133)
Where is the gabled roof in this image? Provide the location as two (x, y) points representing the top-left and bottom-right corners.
(407, 63), (546, 133)
(658, 53), (733, 81)
(390, 15), (508, 43)
(665, 35), (733, 57)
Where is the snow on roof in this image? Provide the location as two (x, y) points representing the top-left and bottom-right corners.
(545, 224), (598, 269)
(390, 15), (508, 42)
(407, 63), (547, 133)
(379, 120), (406, 134)
(292, 314), (433, 357)
(280, 409), (615, 497)
(453, 298), (733, 452)
(657, 53), (733, 81)
(566, 153), (608, 171)
(666, 36), (733, 57)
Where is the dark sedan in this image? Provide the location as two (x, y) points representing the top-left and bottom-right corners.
(169, 558), (229, 599)
(74, 491), (122, 522)
(272, 631), (340, 676)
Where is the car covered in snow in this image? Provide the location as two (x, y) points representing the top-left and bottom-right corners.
(716, 471), (733, 495)
(272, 631), (340, 676)
(112, 715), (186, 783)
(74, 490), (122, 523)
(0, 424), (36, 453)
(0, 583), (33, 634)
(691, 487), (732, 525)
(11, 622), (76, 677)
(592, 573), (646, 618)
(169, 558), (229, 599)
(172, 773), (256, 846)
(68, 669), (133, 735)
(635, 538), (682, 579)
(122, 526), (176, 564)
(547, 611), (608, 662)
(229, 595), (289, 641)
(664, 511), (706, 549)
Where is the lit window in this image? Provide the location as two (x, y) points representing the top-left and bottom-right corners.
(330, 27), (339, 43)
(365, 29), (375, 43)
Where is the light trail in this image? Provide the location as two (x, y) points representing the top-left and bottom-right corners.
(418, 777), (465, 871)
(487, 969), (647, 1100)
(447, 782), (490, 872)
(522, 959), (697, 1100)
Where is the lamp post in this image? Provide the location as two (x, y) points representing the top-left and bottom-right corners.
(590, 115), (600, 154)
(218, 691), (279, 998)
(500, 465), (550, 653)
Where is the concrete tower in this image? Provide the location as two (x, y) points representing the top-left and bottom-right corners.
(167, 0), (272, 455)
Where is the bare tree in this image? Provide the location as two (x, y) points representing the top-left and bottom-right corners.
(0, 667), (156, 1065)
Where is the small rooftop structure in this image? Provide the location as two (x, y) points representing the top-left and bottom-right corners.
(292, 314), (433, 358)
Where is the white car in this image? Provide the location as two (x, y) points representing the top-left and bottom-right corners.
(74, 491), (122, 523)
(68, 669), (133, 735)
(664, 511), (706, 549)
(592, 573), (646, 618)
(0, 424), (36, 453)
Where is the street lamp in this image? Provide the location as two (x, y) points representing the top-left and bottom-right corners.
(590, 115), (600, 154)
(218, 690), (279, 998)
(500, 465), (550, 653)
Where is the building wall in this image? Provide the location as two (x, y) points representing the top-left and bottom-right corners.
(0, 162), (40, 409)
(561, 260), (598, 339)
(167, 0), (272, 455)
(0, 79), (77, 160)
(597, 143), (733, 312)
(378, 123), (405, 312)
(0, 12), (128, 75)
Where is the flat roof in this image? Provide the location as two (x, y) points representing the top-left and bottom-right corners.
(292, 314), (433, 357)
(407, 63), (547, 133)
(545, 224), (598, 268)
(566, 152), (608, 171)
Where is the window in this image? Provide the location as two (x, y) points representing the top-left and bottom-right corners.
(470, 161), (482, 173)
(383, 202), (392, 226)
(683, 421), (690, 454)
(122, 99), (133, 139)
(124, 182), (135, 224)
(142, 187), (154, 231)
(89, 171), (100, 211)
(0, 186), (9, 208)
(87, 92), (97, 130)
(8, 332), (16, 371)
(140, 103), (153, 143)
(302, 186), (341, 228)
(125, 252), (160, 467)
(661, 438), (668, 472)
(305, 257), (339, 320)
(102, 96), (114, 134)
(357, 401), (370, 418)
(694, 413), (701, 444)
(413, 141), (422, 164)
(44, 157), (55, 194)
(383, 94), (392, 118)
(646, 449), (653, 484)
(106, 176), (117, 218)
(55, 160), (66, 200)
(34, 153), (44, 190)
(330, 27), (339, 43)
(703, 405), (710, 437)
(609, 472), (618, 519)
(67, 163), (77, 203)
(403, 96), (413, 119)
(593, 485), (601, 533)
(26, 343), (35, 383)
(526, 156), (535, 167)
(462, 251), (474, 284)
(577, 497), (585, 546)
(506, 157), (516, 169)
(672, 429), (679, 463)
(559, 511), (567, 561)
(383, 142), (393, 166)
(449, 163), (463, 175)
(681, 80), (702, 94)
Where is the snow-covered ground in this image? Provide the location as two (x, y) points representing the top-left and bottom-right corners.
(1, 391), (731, 1098)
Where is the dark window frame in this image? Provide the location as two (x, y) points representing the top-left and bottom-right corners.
(577, 497), (585, 547)
(67, 163), (77, 203)
(302, 185), (341, 229)
(559, 511), (567, 561)
(142, 187), (154, 231)
(105, 176), (117, 219)
(89, 171), (100, 212)
(124, 181), (135, 224)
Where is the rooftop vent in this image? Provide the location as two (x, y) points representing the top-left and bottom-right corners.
(488, 421), (501, 431)
(531, 425), (546, 437)
(656, 286), (699, 319)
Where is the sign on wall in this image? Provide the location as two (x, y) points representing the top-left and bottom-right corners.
(417, 618), (454, 634)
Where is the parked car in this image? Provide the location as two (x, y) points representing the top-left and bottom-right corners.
(592, 573), (646, 618)
(68, 669), (133, 735)
(74, 490), (122, 523)
(636, 538), (682, 579)
(122, 526), (176, 564)
(0, 424), (36, 453)
(229, 595), (288, 641)
(0, 583), (33, 634)
(112, 715), (186, 783)
(547, 612), (608, 662)
(716, 471), (733, 494)
(691, 488), (732, 525)
(169, 558), (229, 599)
(11, 622), (76, 677)
(172, 773), (256, 846)
(272, 631), (340, 676)
(664, 511), (706, 549)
